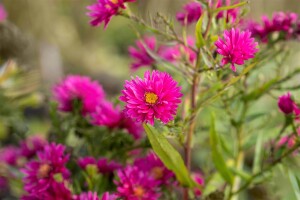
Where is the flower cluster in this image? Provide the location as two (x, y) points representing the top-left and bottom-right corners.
(87, 0), (135, 28)
(120, 70), (182, 125)
(215, 28), (258, 72)
(245, 12), (299, 42)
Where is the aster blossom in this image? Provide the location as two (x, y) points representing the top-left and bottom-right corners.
(115, 166), (161, 200)
(120, 70), (182, 125)
(20, 135), (48, 159)
(101, 192), (118, 200)
(128, 36), (157, 70)
(213, 0), (240, 23)
(278, 92), (300, 115)
(21, 143), (70, 194)
(176, 1), (202, 25)
(77, 156), (97, 170)
(0, 146), (20, 166)
(53, 75), (105, 115)
(73, 191), (99, 200)
(97, 158), (122, 174)
(215, 28), (258, 72)
(87, 0), (135, 28)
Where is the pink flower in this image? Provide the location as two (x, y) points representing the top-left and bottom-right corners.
(101, 192), (118, 200)
(74, 191), (99, 200)
(128, 36), (157, 70)
(91, 101), (122, 128)
(176, 1), (202, 25)
(278, 92), (299, 115)
(0, 4), (7, 22)
(158, 36), (196, 65)
(277, 128), (300, 154)
(115, 166), (161, 200)
(120, 70), (182, 125)
(53, 75), (105, 115)
(21, 143), (70, 194)
(0, 146), (20, 166)
(214, 0), (240, 23)
(77, 156), (97, 170)
(134, 152), (174, 185)
(97, 158), (122, 174)
(120, 114), (144, 139)
(191, 172), (204, 197)
(87, 0), (135, 28)
(20, 135), (48, 159)
(215, 28), (258, 72)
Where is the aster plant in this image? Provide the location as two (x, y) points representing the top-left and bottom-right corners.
(1, 1), (300, 200)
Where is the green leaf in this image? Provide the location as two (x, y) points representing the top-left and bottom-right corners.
(252, 133), (263, 174)
(143, 124), (196, 187)
(210, 114), (233, 184)
(195, 14), (205, 48)
(288, 170), (300, 199)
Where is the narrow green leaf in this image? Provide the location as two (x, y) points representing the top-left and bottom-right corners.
(210, 114), (233, 184)
(143, 124), (196, 187)
(229, 167), (251, 181)
(252, 133), (263, 174)
(195, 14), (205, 48)
(288, 170), (300, 200)
(214, 1), (248, 13)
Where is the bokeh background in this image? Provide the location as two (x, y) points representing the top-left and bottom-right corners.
(1, 1), (300, 199)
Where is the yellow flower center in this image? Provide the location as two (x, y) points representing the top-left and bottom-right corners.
(134, 186), (145, 198)
(145, 92), (158, 104)
(151, 167), (164, 179)
(110, 0), (118, 4)
(38, 163), (51, 179)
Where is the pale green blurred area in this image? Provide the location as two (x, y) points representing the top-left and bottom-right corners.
(1, 1), (300, 199)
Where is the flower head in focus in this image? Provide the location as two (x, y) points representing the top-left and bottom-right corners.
(120, 70), (182, 125)
(87, 0), (135, 28)
(176, 1), (202, 25)
(128, 36), (157, 70)
(53, 75), (105, 115)
(21, 143), (70, 195)
(215, 28), (258, 72)
(115, 166), (161, 200)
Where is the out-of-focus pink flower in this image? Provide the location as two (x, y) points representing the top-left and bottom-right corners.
(91, 101), (122, 128)
(87, 0), (135, 28)
(101, 192), (118, 200)
(115, 166), (161, 200)
(120, 114), (144, 139)
(20, 135), (48, 159)
(278, 92), (299, 115)
(53, 75), (105, 115)
(191, 172), (204, 197)
(0, 176), (8, 192)
(0, 4), (7, 22)
(97, 158), (122, 174)
(278, 128), (300, 154)
(73, 191), (99, 200)
(21, 143), (70, 195)
(214, 0), (240, 23)
(128, 36), (157, 70)
(0, 146), (20, 166)
(120, 70), (182, 125)
(215, 28), (258, 72)
(176, 1), (202, 25)
(78, 156), (97, 170)
(134, 152), (174, 185)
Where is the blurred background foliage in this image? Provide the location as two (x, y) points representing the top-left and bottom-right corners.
(1, 0), (300, 199)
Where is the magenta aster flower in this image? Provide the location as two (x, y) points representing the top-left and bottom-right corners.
(128, 36), (157, 70)
(134, 152), (174, 185)
(21, 143), (70, 194)
(215, 28), (258, 72)
(20, 135), (48, 159)
(0, 146), (20, 166)
(0, 4), (7, 22)
(53, 75), (105, 115)
(176, 1), (202, 25)
(120, 70), (182, 125)
(214, 0), (240, 23)
(278, 92), (299, 115)
(87, 0), (135, 28)
(91, 101), (122, 128)
(115, 166), (161, 200)
(74, 191), (99, 200)
(101, 192), (118, 200)
(78, 156), (97, 170)
(97, 158), (122, 174)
